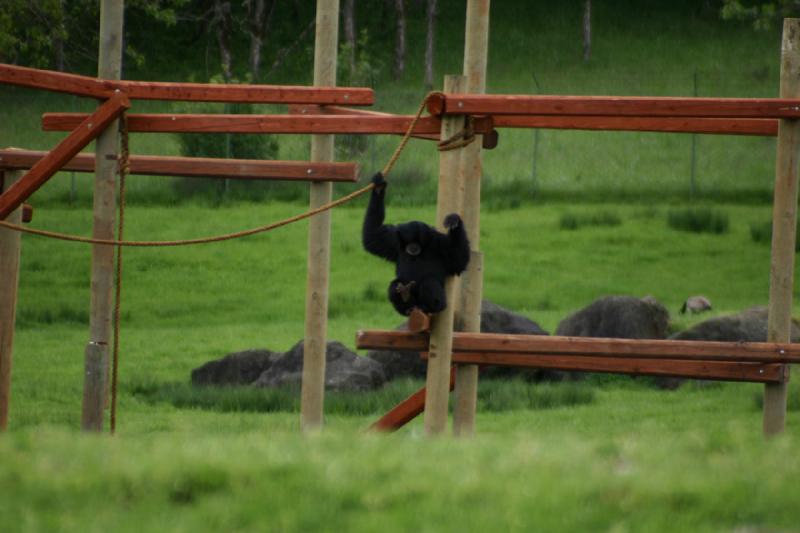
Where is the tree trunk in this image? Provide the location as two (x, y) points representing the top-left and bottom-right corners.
(394, 0), (406, 80)
(424, 0), (437, 89)
(245, 0), (277, 82)
(214, 0), (234, 82)
(583, 0), (591, 62)
(343, 0), (356, 76)
(55, 0), (66, 71)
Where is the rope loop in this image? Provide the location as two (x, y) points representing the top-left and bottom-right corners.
(437, 115), (476, 152)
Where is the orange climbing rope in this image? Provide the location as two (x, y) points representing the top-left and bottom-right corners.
(109, 113), (129, 435)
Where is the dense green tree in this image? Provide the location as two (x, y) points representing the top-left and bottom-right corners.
(721, 0), (800, 29)
(0, 0), (186, 72)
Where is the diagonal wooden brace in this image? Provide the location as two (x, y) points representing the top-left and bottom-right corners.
(0, 92), (130, 219)
(370, 366), (457, 432)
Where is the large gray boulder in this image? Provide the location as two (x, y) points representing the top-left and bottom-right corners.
(191, 349), (282, 386)
(670, 306), (800, 342)
(556, 295), (670, 339)
(556, 295), (675, 389)
(253, 340), (387, 392)
(367, 300), (551, 381)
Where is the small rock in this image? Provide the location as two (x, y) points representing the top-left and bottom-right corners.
(680, 295), (712, 315)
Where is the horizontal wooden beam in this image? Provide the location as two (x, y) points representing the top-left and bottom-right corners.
(427, 93), (800, 119)
(288, 104), (441, 140)
(0, 149), (358, 182)
(0, 63), (374, 105)
(43, 112), (495, 136)
(370, 366), (457, 432)
(492, 115), (778, 136)
(427, 352), (785, 384)
(0, 93), (130, 220)
(355, 330), (800, 364)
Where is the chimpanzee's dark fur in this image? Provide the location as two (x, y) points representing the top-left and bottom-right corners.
(362, 173), (470, 315)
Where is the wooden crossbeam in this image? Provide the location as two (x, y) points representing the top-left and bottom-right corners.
(0, 93), (130, 220)
(422, 352), (785, 384)
(41, 112), (491, 136)
(0, 149), (359, 182)
(356, 330), (800, 364)
(0, 63), (374, 105)
(370, 366), (456, 432)
(288, 104), (441, 140)
(427, 93), (800, 119)
(492, 115), (778, 136)
(287, 104), (500, 148)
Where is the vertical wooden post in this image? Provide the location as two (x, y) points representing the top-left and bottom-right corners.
(82, 0), (123, 431)
(424, 74), (467, 436)
(301, 0), (339, 432)
(764, 18), (800, 437)
(453, 0), (490, 437)
(0, 170), (24, 430)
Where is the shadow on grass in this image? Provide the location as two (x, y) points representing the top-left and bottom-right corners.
(129, 378), (596, 416)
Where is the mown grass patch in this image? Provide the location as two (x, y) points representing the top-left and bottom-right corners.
(749, 219), (800, 251)
(667, 207), (730, 234)
(477, 380), (595, 411)
(752, 381), (800, 412)
(559, 211), (622, 230)
(131, 378), (595, 416)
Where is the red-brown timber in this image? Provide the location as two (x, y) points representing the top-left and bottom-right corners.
(370, 366), (456, 431)
(41, 112), (492, 136)
(427, 93), (800, 119)
(492, 115), (777, 136)
(355, 330), (800, 364)
(0, 63), (373, 104)
(0, 93), (130, 219)
(0, 149), (358, 182)
(422, 352), (785, 383)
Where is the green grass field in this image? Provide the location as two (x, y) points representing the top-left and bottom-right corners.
(4, 0), (800, 530)
(3, 201), (800, 531)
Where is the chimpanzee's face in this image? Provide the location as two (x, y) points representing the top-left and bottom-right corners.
(396, 221), (431, 257)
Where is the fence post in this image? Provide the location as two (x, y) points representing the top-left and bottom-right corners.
(301, 0), (339, 432)
(453, 0), (490, 437)
(764, 18), (800, 436)
(82, 0), (124, 431)
(0, 170), (24, 430)
(425, 74), (467, 436)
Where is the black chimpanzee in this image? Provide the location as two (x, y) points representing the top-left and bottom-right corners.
(362, 172), (471, 316)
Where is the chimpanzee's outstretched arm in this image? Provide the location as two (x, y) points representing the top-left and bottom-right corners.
(440, 213), (471, 275)
(362, 173), (400, 262)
